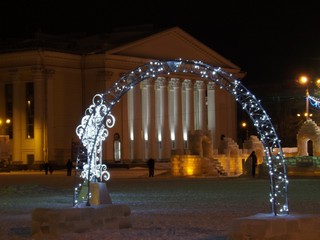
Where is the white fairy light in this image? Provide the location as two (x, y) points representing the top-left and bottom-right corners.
(74, 94), (115, 207)
(73, 59), (289, 215)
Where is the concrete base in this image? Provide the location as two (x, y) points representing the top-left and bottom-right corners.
(32, 204), (131, 236)
(89, 182), (112, 205)
(228, 213), (320, 240)
(32, 182), (130, 236)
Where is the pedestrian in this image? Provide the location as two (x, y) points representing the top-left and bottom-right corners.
(66, 159), (73, 176)
(250, 151), (258, 177)
(147, 158), (155, 177)
(49, 163), (54, 174)
(44, 162), (49, 175)
(218, 134), (226, 154)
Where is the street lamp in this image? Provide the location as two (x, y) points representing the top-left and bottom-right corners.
(241, 121), (248, 140)
(0, 118), (11, 135)
(298, 75), (310, 119)
(298, 75), (320, 120)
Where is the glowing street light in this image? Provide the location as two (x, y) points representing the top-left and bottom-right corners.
(241, 121), (248, 140)
(0, 118), (11, 135)
(298, 75), (310, 119)
(298, 75), (320, 119)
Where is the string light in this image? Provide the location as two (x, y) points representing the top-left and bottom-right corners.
(74, 94), (115, 207)
(73, 59), (288, 216)
(308, 95), (320, 109)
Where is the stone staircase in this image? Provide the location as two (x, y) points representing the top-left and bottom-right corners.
(202, 157), (227, 176)
(214, 159), (228, 176)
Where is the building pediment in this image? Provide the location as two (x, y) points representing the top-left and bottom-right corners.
(106, 27), (244, 77)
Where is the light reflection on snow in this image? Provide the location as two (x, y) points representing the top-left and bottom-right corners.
(0, 172), (319, 239)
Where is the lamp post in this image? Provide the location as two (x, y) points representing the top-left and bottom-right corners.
(298, 75), (310, 120)
(298, 75), (320, 120)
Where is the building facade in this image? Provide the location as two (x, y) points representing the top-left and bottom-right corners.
(0, 27), (245, 166)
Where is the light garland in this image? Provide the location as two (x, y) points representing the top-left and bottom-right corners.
(73, 59), (289, 216)
(308, 95), (320, 109)
(73, 94), (114, 206)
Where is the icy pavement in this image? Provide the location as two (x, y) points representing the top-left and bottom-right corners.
(0, 168), (320, 239)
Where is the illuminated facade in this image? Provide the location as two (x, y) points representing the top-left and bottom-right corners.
(0, 27), (245, 165)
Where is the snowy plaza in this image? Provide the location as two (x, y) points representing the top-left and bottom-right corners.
(0, 167), (320, 240)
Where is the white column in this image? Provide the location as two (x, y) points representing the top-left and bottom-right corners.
(141, 79), (152, 161)
(181, 79), (192, 151)
(33, 68), (45, 163)
(154, 77), (166, 161)
(168, 78), (181, 152)
(194, 80), (206, 130)
(127, 87), (135, 161)
(207, 82), (216, 147)
(11, 70), (22, 162)
(45, 69), (55, 163)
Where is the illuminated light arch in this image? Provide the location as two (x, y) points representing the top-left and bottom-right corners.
(74, 59), (288, 216)
(308, 95), (320, 109)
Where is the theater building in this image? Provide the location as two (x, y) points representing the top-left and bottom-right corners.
(0, 26), (245, 166)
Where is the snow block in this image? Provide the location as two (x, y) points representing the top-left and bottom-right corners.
(31, 204), (131, 236)
(227, 213), (320, 240)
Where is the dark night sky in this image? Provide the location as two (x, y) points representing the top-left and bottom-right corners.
(1, 1), (320, 86)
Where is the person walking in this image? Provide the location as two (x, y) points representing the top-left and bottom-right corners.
(66, 159), (73, 176)
(250, 151), (258, 177)
(147, 158), (155, 177)
(44, 162), (49, 175)
(49, 163), (54, 174)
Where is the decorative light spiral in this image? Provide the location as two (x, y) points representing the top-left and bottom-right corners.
(73, 59), (288, 216)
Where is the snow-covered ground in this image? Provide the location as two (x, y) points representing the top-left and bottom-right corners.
(1, 167), (320, 240)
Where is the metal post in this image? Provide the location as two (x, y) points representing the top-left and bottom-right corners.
(306, 88), (309, 119)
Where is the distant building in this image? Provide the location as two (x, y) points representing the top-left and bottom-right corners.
(0, 26), (245, 166)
